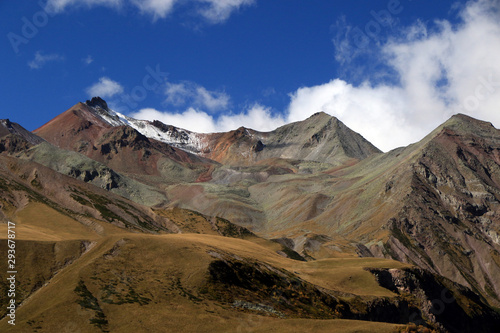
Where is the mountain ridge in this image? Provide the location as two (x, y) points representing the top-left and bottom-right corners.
(39, 97), (381, 166)
(2, 98), (500, 332)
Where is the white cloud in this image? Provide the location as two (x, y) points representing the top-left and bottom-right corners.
(86, 77), (124, 98)
(130, 107), (217, 133)
(45, 0), (123, 13)
(82, 55), (94, 65)
(197, 0), (255, 23)
(332, 16), (364, 67)
(195, 86), (230, 111)
(287, 80), (412, 152)
(130, 104), (284, 134)
(165, 82), (190, 106)
(164, 81), (230, 112)
(28, 51), (64, 69)
(130, 0), (177, 20)
(289, 0), (500, 151)
(217, 104), (285, 132)
(45, 0), (253, 23)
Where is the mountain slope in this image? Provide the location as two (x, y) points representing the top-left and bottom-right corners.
(0, 154), (173, 234)
(1, 120), (167, 206)
(158, 114), (500, 307)
(253, 112), (381, 163)
(290, 115), (500, 306)
(252, 114), (500, 306)
(184, 112), (380, 166)
(44, 98), (380, 167)
(0, 119), (45, 154)
(34, 98), (215, 185)
(2, 219), (499, 332)
(3, 99), (500, 331)
(369, 114), (500, 306)
(0, 119), (44, 146)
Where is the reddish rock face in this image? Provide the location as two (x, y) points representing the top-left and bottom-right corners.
(34, 102), (214, 180)
(34, 102), (112, 150)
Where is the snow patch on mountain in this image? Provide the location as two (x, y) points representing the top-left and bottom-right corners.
(85, 99), (207, 154)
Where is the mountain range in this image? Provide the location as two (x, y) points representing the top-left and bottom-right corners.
(1, 97), (500, 332)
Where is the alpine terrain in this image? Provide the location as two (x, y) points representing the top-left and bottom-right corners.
(1, 97), (500, 333)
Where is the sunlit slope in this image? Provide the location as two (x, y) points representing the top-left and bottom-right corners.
(163, 115), (500, 308)
(0, 188), (412, 332)
(0, 232), (405, 332)
(2, 219), (498, 333)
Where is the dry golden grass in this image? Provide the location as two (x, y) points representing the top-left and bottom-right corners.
(0, 200), (412, 332)
(0, 202), (99, 241)
(0, 224), (412, 332)
(167, 233), (410, 297)
(0, 202), (136, 243)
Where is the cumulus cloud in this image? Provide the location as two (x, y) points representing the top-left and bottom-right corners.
(217, 104), (285, 132)
(130, 103), (285, 134)
(287, 80), (411, 152)
(86, 77), (124, 98)
(289, 0), (500, 151)
(28, 51), (64, 69)
(197, 0), (255, 23)
(130, 107), (218, 133)
(45, 0), (254, 23)
(164, 81), (230, 112)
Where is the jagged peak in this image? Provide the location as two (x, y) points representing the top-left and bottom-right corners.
(0, 119), (13, 129)
(79, 99), (126, 128)
(85, 96), (109, 111)
(0, 119), (14, 132)
(235, 126), (249, 132)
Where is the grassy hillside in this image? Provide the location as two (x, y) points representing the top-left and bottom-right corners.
(2, 203), (498, 332)
(0, 230), (407, 332)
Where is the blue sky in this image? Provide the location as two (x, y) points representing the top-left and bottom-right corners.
(1, 0), (500, 151)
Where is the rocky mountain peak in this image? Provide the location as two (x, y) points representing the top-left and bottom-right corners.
(442, 113), (497, 134)
(0, 119), (12, 129)
(309, 111), (331, 119)
(85, 96), (109, 111)
(234, 126), (250, 136)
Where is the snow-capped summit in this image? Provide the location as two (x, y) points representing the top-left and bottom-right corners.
(84, 97), (206, 154)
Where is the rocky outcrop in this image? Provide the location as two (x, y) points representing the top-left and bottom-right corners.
(369, 267), (500, 333)
(85, 96), (109, 111)
(378, 117), (500, 307)
(202, 252), (500, 332)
